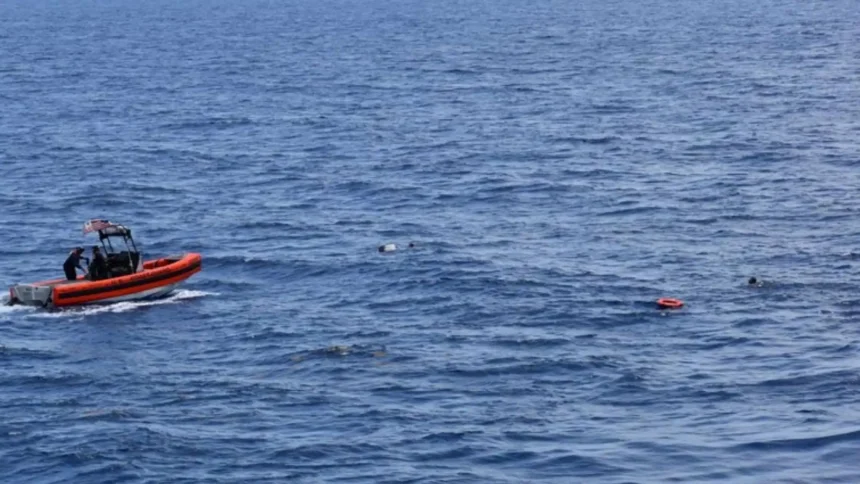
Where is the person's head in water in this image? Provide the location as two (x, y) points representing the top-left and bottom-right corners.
(748, 277), (757, 285)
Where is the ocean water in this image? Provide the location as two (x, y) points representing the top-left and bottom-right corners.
(2, 0), (860, 482)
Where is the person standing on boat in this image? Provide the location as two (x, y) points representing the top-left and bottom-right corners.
(88, 246), (109, 281)
(63, 247), (87, 281)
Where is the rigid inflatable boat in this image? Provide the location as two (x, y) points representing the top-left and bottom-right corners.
(8, 220), (202, 308)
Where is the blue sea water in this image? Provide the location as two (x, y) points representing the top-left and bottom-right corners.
(2, 0), (860, 481)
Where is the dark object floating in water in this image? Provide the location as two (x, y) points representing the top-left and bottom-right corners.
(291, 344), (387, 362)
(748, 277), (764, 287)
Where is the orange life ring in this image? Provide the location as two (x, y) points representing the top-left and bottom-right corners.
(656, 298), (684, 309)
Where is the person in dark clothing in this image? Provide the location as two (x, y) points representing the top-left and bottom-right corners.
(63, 247), (87, 281)
(88, 246), (109, 281)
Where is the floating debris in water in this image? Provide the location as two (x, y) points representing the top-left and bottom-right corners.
(325, 345), (351, 355)
(379, 242), (419, 253)
(378, 243), (396, 253)
(290, 344), (387, 363)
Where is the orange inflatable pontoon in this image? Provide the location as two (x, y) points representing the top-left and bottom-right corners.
(8, 220), (202, 308)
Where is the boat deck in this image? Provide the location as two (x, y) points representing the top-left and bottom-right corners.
(31, 277), (93, 288)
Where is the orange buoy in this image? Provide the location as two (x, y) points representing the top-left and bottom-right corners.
(656, 298), (684, 309)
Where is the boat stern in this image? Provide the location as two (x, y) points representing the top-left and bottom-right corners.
(9, 283), (53, 307)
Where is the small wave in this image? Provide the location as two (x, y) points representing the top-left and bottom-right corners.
(289, 344), (387, 363)
(685, 217), (719, 225)
(442, 68), (480, 75)
(549, 135), (619, 145)
(752, 370), (858, 389)
(417, 430), (483, 443)
(204, 255), (287, 269)
(694, 336), (760, 350)
(234, 221), (299, 230)
(560, 168), (625, 178)
(112, 182), (186, 195)
(446, 358), (595, 378)
(732, 317), (777, 328)
(489, 337), (570, 348)
(0, 345), (63, 360)
(199, 279), (260, 291)
(159, 116), (256, 130)
(529, 453), (628, 476)
(597, 206), (661, 217)
(269, 442), (387, 461)
(471, 450), (539, 465)
(3, 372), (91, 387)
(240, 327), (303, 342)
(586, 103), (636, 114)
(79, 408), (140, 420)
(733, 429), (860, 452)
(476, 181), (568, 195)
(410, 444), (481, 462)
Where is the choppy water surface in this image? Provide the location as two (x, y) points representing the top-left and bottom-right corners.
(2, 0), (860, 482)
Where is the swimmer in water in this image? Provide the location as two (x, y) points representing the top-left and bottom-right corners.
(748, 277), (763, 287)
